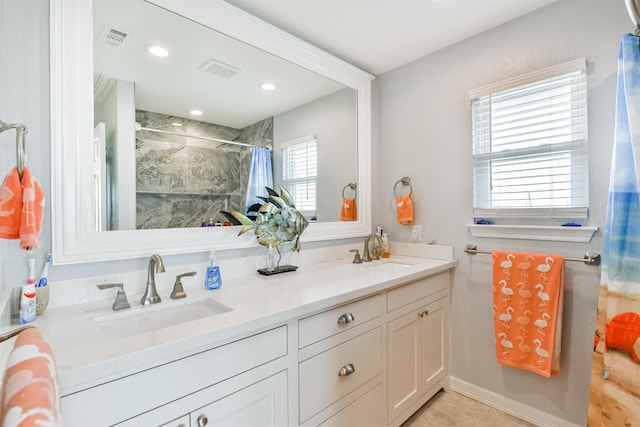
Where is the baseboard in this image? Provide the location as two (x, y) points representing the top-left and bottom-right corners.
(449, 377), (582, 427)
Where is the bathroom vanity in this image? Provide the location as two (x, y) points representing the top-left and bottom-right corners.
(33, 245), (454, 427)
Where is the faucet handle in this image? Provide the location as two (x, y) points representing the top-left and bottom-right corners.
(171, 271), (196, 299)
(349, 249), (362, 264)
(97, 283), (131, 311)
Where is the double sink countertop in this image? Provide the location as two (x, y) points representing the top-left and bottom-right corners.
(5, 243), (456, 396)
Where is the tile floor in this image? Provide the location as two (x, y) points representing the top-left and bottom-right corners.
(401, 390), (535, 427)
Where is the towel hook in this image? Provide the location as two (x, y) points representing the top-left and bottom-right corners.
(342, 182), (357, 199)
(393, 176), (413, 197)
(0, 120), (28, 179)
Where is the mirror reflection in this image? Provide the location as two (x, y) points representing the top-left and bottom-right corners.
(93, 0), (358, 231)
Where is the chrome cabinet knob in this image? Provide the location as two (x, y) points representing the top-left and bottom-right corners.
(338, 363), (355, 376)
(337, 313), (355, 324)
(196, 414), (208, 426)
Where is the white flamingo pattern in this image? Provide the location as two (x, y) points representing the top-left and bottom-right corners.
(492, 251), (565, 377)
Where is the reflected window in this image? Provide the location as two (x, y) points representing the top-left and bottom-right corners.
(282, 136), (317, 218)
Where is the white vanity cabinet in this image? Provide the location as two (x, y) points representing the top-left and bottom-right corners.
(61, 326), (288, 427)
(386, 272), (450, 426)
(298, 294), (384, 426)
(57, 262), (453, 427)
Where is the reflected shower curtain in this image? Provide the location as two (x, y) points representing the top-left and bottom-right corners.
(245, 147), (273, 214)
(588, 34), (640, 426)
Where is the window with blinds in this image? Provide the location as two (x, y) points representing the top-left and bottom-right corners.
(282, 136), (317, 215)
(471, 59), (588, 219)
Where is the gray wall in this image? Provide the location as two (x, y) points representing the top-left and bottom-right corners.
(0, 0), (51, 287)
(0, 0), (632, 424)
(373, 1), (628, 424)
(274, 88), (358, 222)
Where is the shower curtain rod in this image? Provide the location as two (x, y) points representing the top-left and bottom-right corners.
(137, 126), (270, 149)
(464, 244), (601, 266)
(625, 0), (640, 33)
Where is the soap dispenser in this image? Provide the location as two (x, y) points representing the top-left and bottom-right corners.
(204, 251), (222, 290)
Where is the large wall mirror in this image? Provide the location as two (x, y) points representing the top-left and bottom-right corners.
(50, 0), (373, 264)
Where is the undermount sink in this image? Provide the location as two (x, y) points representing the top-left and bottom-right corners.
(95, 298), (232, 340)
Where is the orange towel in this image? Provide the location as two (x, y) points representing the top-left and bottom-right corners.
(492, 251), (564, 378)
(1, 328), (61, 426)
(0, 167), (23, 240)
(340, 198), (357, 221)
(396, 195), (414, 225)
(19, 167), (44, 249)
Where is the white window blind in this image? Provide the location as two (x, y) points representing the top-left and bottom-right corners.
(471, 59), (588, 219)
(282, 136), (317, 214)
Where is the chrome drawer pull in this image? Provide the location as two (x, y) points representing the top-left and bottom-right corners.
(338, 363), (355, 376)
(337, 313), (355, 324)
(196, 414), (208, 426)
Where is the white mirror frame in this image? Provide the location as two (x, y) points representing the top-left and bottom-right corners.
(50, 0), (373, 265)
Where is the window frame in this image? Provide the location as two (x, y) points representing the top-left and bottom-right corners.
(470, 58), (588, 221)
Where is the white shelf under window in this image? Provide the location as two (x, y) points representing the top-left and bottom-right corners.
(465, 224), (598, 242)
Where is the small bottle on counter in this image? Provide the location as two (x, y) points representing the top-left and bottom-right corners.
(381, 233), (390, 258)
(204, 251), (222, 290)
(19, 257), (37, 324)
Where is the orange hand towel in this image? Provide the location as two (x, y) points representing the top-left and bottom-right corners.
(492, 251), (564, 378)
(396, 195), (414, 225)
(0, 167), (23, 240)
(19, 167), (44, 249)
(1, 328), (61, 426)
(340, 198), (357, 221)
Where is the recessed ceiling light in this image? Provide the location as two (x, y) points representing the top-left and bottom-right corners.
(190, 109), (203, 116)
(171, 122), (183, 127)
(146, 44), (169, 57)
(260, 82), (277, 91)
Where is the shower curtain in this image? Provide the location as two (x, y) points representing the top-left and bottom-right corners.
(588, 34), (640, 426)
(245, 147), (273, 214)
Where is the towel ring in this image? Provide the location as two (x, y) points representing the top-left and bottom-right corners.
(0, 120), (28, 179)
(393, 176), (412, 197)
(342, 182), (357, 199)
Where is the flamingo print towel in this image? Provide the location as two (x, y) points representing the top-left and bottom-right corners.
(18, 167), (44, 250)
(0, 168), (22, 240)
(492, 251), (565, 377)
(0, 167), (43, 249)
(0, 328), (61, 426)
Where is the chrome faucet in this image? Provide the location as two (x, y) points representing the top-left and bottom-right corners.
(141, 254), (165, 305)
(362, 233), (383, 262)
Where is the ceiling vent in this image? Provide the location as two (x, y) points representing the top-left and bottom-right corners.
(100, 26), (128, 47)
(198, 59), (242, 79)
(94, 73), (116, 103)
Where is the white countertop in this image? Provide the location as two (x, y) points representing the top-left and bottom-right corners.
(19, 245), (456, 396)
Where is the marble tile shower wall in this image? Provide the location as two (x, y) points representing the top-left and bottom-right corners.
(133, 111), (273, 229)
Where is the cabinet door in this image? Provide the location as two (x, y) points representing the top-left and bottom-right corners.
(419, 297), (448, 392)
(387, 307), (422, 424)
(190, 370), (287, 427)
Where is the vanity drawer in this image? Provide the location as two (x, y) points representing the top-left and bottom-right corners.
(299, 294), (382, 348)
(387, 272), (449, 313)
(299, 326), (382, 423)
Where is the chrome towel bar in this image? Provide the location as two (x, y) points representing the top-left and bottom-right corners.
(464, 244), (601, 266)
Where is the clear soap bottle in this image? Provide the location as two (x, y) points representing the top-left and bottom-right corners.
(381, 233), (390, 258)
(204, 251), (222, 290)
